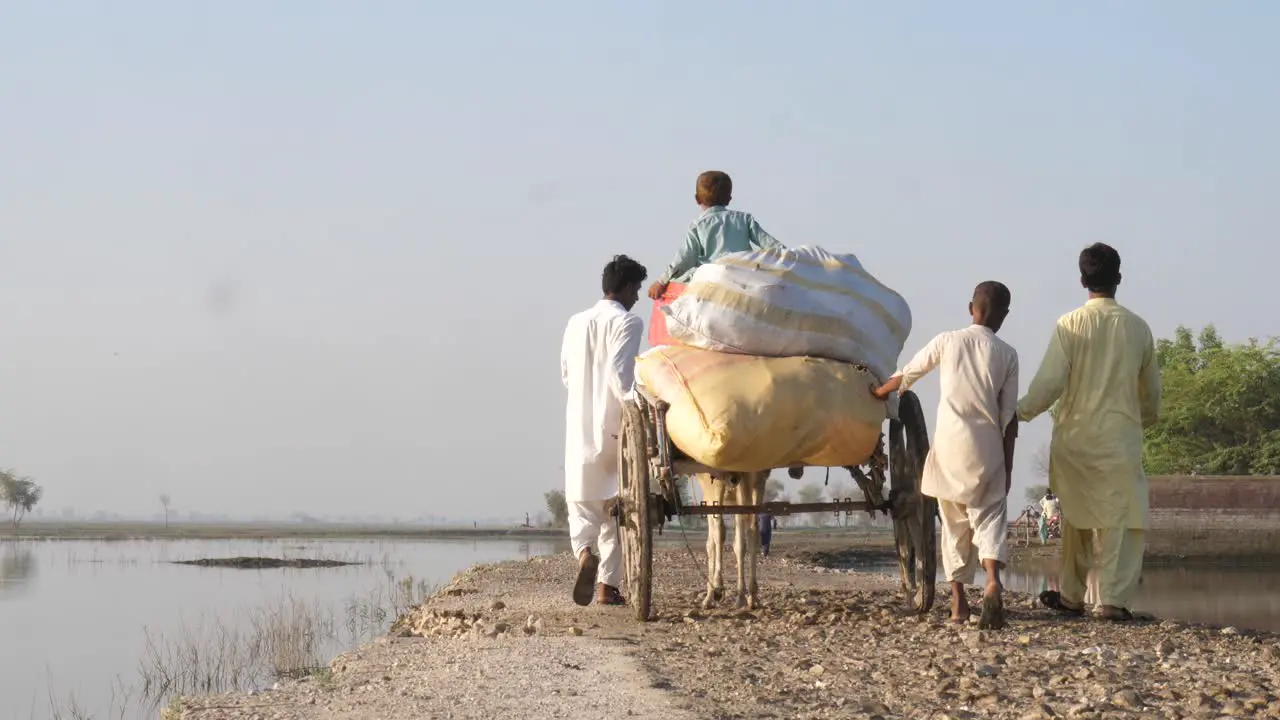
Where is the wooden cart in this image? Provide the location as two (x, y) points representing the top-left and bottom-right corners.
(616, 389), (938, 622)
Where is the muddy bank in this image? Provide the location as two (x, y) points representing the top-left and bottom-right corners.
(178, 544), (1280, 720)
(172, 557), (358, 569)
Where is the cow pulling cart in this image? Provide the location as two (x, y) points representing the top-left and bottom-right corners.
(615, 387), (938, 622)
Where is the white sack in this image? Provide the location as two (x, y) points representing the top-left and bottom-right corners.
(660, 245), (912, 383)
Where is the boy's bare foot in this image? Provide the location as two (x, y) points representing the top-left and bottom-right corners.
(977, 581), (1006, 630)
(950, 582), (970, 624)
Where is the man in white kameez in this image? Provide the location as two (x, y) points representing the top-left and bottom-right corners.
(1039, 490), (1060, 544)
(561, 254), (647, 607)
(1018, 243), (1161, 622)
(872, 282), (1019, 629)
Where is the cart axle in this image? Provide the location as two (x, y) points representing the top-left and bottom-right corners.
(678, 499), (871, 517)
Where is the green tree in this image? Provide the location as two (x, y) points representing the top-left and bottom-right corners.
(544, 489), (569, 528)
(1143, 325), (1280, 475)
(1025, 485), (1049, 505)
(796, 483), (824, 525)
(764, 477), (786, 503)
(796, 483), (824, 505)
(0, 471), (43, 532)
(1031, 443), (1050, 480)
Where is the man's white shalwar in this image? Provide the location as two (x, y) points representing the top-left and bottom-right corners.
(561, 299), (644, 588)
(895, 325), (1019, 583)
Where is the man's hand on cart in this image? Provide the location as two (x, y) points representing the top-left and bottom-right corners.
(647, 280), (669, 300)
(870, 375), (903, 401)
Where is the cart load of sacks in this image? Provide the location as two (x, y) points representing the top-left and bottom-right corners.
(637, 246), (912, 472)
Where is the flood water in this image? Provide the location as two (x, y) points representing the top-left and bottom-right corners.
(3, 537), (1277, 719)
(0, 537), (563, 720)
(999, 560), (1280, 633)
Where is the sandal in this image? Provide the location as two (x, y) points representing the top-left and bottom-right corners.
(1039, 590), (1085, 618)
(1097, 606), (1134, 622)
(573, 550), (599, 607)
(595, 583), (626, 606)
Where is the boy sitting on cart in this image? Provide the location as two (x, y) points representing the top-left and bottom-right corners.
(646, 170), (786, 301)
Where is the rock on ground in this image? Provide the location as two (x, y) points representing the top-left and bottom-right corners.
(178, 546), (1280, 720)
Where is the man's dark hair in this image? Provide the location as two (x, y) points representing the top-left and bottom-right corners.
(695, 171), (733, 207)
(1079, 242), (1121, 293)
(602, 254), (648, 296)
(972, 280), (1012, 314)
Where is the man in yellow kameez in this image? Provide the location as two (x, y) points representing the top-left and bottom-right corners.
(1017, 243), (1161, 621)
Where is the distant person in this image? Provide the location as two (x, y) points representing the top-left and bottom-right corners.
(561, 255), (648, 607)
(1038, 491), (1060, 544)
(1019, 243), (1161, 622)
(758, 513), (777, 557)
(872, 281), (1019, 629)
(647, 171), (785, 300)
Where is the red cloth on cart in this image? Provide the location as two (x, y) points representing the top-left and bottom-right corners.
(648, 282), (686, 348)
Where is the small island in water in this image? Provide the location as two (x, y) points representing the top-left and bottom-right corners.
(172, 557), (358, 569)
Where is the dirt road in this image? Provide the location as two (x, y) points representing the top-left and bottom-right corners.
(179, 545), (1280, 719)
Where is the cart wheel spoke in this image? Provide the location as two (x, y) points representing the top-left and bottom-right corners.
(889, 390), (936, 614)
(619, 401), (653, 621)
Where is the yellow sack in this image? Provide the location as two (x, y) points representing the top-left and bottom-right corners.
(635, 345), (886, 472)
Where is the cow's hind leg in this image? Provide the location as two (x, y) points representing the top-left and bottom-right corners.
(745, 471), (766, 609)
(732, 504), (749, 609)
(728, 473), (761, 610)
(704, 513), (725, 608)
(697, 474), (725, 608)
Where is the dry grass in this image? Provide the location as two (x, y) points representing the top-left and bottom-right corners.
(36, 574), (437, 719)
(137, 575), (437, 702)
(43, 675), (138, 720)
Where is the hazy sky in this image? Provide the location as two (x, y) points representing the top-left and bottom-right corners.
(1, 2), (1276, 521)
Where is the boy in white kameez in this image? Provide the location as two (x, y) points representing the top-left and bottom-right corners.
(872, 282), (1019, 629)
(561, 255), (647, 607)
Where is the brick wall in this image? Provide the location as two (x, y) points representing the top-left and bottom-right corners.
(1148, 475), (1280, 514)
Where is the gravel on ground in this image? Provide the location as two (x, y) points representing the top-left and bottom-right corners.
(178, 539), (1280, 720)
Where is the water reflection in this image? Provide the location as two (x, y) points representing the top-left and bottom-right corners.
(0, 543), (37, 598)
(4, 537), (561, 720)
(1000, 560), (1280, 632)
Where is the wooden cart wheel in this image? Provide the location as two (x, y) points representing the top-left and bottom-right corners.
(618, 401), (653, 621)
(888, 390), (938, 614)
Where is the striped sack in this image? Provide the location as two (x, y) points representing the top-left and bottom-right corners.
(660, 246), (912, 383)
